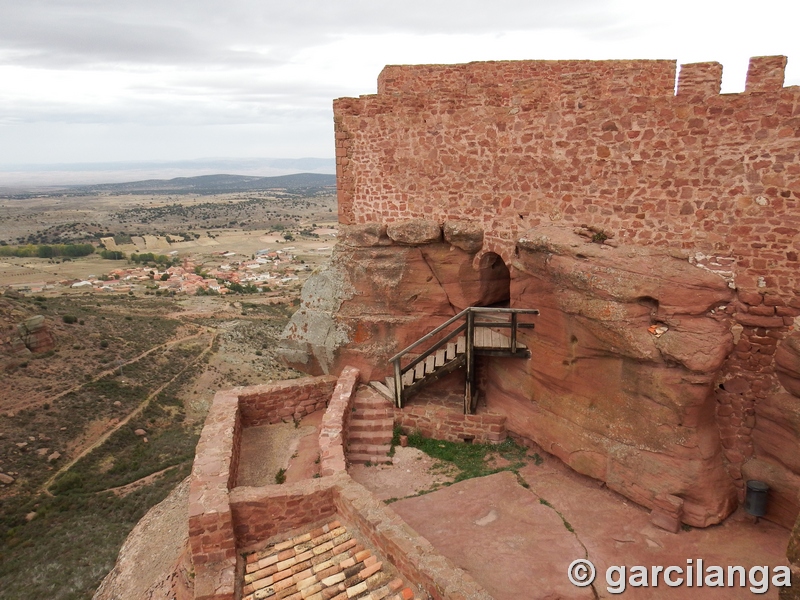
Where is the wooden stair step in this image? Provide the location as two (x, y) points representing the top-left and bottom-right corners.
(434, 348), (446, 367)
(445, 342), (456, 360)
(368, 380), (394, 401)
(456, 335), (465, 354)
(413, 362), (425, 381)
(424, 354), (436, 374)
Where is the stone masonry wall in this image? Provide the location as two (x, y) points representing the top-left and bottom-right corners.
(238, 376), (337, 427)
(332, 55), (800, 528)
(394, 403), (506, 444)
(318, 366), (360, 476)
(230, 479), (338, 550)
(190, 370), (493, 600)
(188, 375), (342, 599)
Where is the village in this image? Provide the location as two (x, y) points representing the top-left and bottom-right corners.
(69, 247), (312, 296)
(0, 224), (338, 297)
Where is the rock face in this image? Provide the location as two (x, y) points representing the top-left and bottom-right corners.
(282, 224), (742, 526)
(479, 227), (737, 527)
(93, 478), (193, 600)
(747, 331), (800, 528)
(786, 512), (800, 599)
(280, 221), (501, 378)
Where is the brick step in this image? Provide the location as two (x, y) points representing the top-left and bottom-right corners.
(349, 441), (391, 454)
(349, 417), (394, 432)
(348, 452), (393, 465)
(349, 430), (393, 444)
(352, 408), (394, 419)
(353, 397), (394, 411)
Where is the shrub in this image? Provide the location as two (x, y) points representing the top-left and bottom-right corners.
(62, 315), (78, 324)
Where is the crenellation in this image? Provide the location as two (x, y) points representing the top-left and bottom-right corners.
(746, 55), (789, 93)
(677, 61), (723, 99)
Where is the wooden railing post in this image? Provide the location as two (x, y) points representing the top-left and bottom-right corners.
(511, 312), (518, 353)
(465, 309), (475, 415)
(393, 359), (403, 408)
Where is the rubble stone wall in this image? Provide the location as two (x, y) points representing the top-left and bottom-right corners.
(394, 403), (506, 444)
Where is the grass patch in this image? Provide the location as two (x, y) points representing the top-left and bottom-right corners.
(0, 463), (190, 600)
(405, 431), (528, 483)
(275, 468), (287, 484)
(539, 497), (575, 533)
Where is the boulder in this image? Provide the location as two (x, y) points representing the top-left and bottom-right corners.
(443, 220), (484, 254)
(339, 223), (393, 247)
(15, 315), (56, 354)
(386, 219), (441, 245)
(0, 472), (14, 485)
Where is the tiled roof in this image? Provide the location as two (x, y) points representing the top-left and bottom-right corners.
(243, 520), (415, 600)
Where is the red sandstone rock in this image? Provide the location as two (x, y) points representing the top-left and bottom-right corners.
(443, 220), (483, 254)
(340, 223), (392, 247)
(13, 315), (56, 354)
(776, 332), (800, 397)
(484, 226), (737, 526)
(386, 220), (441, 245)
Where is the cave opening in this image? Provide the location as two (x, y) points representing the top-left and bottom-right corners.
(475, 252), (511, 308)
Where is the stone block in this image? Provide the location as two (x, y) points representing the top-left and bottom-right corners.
(386, 220), (441, 245)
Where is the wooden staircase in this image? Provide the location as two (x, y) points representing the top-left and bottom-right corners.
(370, 307), (539, 415)
(347, 386), (394, 465)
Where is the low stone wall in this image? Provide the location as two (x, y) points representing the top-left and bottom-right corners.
(230, 478), (338, 551)
(238, 376), (337, 427)
(333, 477), (492, 600)
(318, 366), (360, 475)
(189, 367), (494, 600)
(395, 403), (506, 443)
(188, 374), (342, 599)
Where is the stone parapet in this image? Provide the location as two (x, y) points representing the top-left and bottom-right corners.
(237, 376), (337, 427)
(318, 366), (360, 475)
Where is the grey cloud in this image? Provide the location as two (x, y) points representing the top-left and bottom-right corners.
(0, 0), (615, 68)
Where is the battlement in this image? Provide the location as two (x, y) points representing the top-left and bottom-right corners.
(377, 59), (678, 99)
(375, 56), (791, 101)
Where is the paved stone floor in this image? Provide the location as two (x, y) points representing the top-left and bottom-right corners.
(387, 456), (791, 599)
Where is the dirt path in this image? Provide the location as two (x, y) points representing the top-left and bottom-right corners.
(103, 465), (181, 497)
(41, 331), (216, 494)
(16, 329), (208, 414)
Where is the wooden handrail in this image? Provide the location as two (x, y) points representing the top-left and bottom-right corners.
(388, 307), (471, 363)
(389, 306), (539, 411)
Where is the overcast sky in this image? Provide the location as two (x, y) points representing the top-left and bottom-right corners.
(0, 0), (798, 173)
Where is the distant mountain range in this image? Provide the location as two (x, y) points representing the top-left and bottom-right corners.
(71, 172), (336, 194)
(0, 157), (336, 190)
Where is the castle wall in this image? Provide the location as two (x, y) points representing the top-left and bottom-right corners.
(332, 56), (800, 528)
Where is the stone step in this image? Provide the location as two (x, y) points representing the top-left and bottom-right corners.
(348, 452), (393, 465)
(349, 417), (394, 432)
(353, 394), (394, 409)
(349, 441), (391, 453)
(353, 408), (394, 419)
(349, 430), (393, 444)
